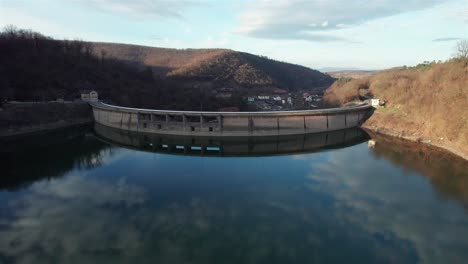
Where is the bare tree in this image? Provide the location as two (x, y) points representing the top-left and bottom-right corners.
(455, 39), (468, 59)
(3, 24), (17, 35)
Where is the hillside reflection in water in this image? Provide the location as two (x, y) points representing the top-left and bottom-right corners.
(0, 126), (467, 264)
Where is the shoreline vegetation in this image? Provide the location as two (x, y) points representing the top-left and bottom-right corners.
(324, 59), (468, 160)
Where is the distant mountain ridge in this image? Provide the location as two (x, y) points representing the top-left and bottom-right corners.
(91, 42), (335, 91)
(326, 70), (378, 79)
(319, 67), (363, 72)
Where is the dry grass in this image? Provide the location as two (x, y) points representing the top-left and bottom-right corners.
(326, 70), (377, 79)
(324, 77), (370, 105)
(324, 59), (468, 157)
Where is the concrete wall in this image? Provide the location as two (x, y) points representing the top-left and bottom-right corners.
(252, 116), (278, 132)
(305, 115), (327, 133)
(94, 123), (369, 156)
(278, 116), (304, 133)
(91, 102), (372, 137)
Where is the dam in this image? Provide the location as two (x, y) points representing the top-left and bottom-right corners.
(94, 123), (369, 157)
(90, 102), (372, 136)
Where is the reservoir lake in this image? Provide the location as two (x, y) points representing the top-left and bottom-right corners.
(1, 125), (467, 264)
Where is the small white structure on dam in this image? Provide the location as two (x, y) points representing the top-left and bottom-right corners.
(90, 102), (372, 137)
(371, 98), (381, 107)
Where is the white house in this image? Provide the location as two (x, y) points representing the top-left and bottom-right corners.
(272, 96), (282, 101)
(81, 90), (99, 102)
(257, 95), (270, 100)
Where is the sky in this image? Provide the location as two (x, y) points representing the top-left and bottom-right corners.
(0, 0), (467, 70)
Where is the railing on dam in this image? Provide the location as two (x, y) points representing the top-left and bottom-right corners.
(90, 102), (372, 136)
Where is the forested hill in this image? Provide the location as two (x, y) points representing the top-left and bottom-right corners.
(0, 27), (161, 108)
(0, 27), (333, 110)
(92, 42), (334, 90)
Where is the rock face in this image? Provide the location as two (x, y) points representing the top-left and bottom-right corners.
(92, 42), (335, 91)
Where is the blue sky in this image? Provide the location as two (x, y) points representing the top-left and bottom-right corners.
(0, 0), (467, 69)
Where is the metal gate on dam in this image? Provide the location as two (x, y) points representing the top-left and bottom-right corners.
(90, 102), (372, 136)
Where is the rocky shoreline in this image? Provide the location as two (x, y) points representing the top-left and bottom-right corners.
(0, 102), (93, 137)
(362, 116), (468, 161)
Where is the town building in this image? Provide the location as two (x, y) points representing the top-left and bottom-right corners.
(216, 93), (232, 99)
(273, 88), (288, 94)
(218, 106), (240, 112)
(81, 90), (99, 102)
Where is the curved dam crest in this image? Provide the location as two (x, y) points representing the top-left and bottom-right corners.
(90, 102), (373, 136)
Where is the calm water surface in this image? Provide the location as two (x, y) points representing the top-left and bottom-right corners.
(1, 125), (467, 264)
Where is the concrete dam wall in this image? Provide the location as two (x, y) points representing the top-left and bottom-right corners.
(90, 102), (372, 136)
(94, 123), (369, 157)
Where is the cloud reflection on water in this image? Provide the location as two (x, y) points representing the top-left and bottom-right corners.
(0, 139), (467, 264)
(305, 144), (468, 264)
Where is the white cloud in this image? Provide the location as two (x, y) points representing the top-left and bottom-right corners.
(235, 0), (446, 41)
(432, 37), (461, 42)
(82, 0), (199, 20)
